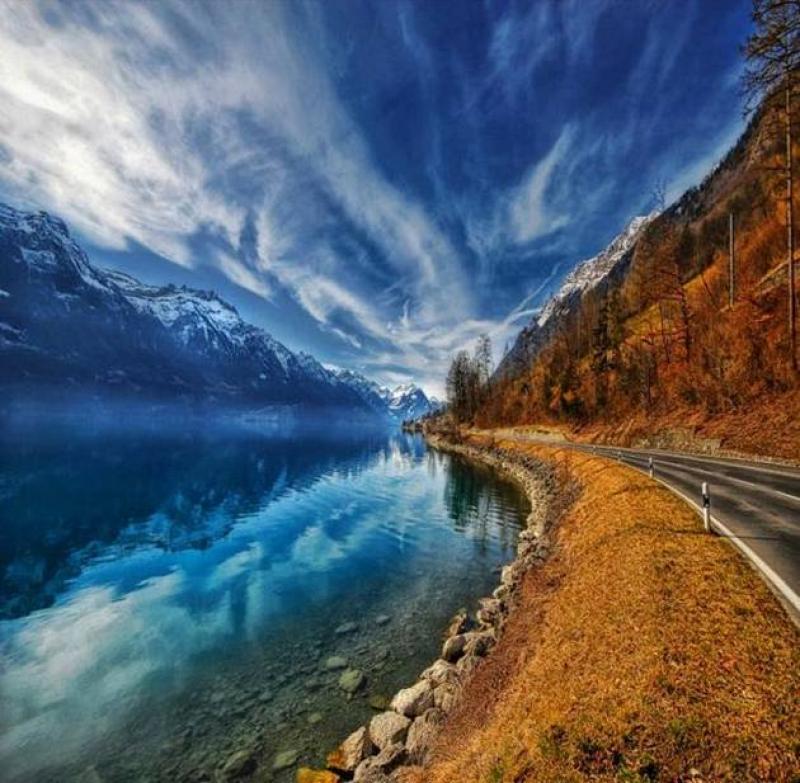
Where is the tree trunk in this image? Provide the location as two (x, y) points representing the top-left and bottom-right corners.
(786, 76), (797, 371)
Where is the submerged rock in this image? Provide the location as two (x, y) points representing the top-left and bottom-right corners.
(368, 694), (391, 711)
(272, 749), (300, 771)
(220, 749), (256, 779)
(323, 656), (348, 671)
(338, 668), (366, 695)
(335, 622), (359, 635)
(374, 614), (391, 626)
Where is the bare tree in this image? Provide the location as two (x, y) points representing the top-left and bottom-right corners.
(743, 0), (800, 370)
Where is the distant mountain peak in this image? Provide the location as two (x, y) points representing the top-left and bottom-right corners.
(497, 212), (656, 380)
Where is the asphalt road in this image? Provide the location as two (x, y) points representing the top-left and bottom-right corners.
(510, 436), (800, 620)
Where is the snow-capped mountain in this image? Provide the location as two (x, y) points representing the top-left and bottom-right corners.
(332, 369), (437, 421)
(497, 213), (656, 379)
(0, 203), (377, 413)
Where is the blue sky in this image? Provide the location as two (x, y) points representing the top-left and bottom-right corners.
(0, 0), (750, 394)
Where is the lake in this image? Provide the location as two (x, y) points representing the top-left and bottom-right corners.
(0, 415), (527, 782)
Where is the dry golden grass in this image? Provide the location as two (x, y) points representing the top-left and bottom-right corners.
(423, 436), (800, 783)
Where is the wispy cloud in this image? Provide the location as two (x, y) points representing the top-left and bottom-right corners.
(0, 0), (750, 394)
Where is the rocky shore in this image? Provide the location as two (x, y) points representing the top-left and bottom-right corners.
(307, 433), (561, 783)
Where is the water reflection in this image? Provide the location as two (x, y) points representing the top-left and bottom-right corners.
(0, 418), (526, 783)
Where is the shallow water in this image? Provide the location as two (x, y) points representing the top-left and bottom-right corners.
(0, 419), (527, 782)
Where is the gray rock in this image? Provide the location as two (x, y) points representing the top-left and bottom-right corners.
(375, 614), (391, 626)
(406, 708), (444, 764)
(433, 682), (458, 712)
(323, 655), (348, 671)
(338, 668), (366, 694)
(335, 621), (359, 635)
(353, 760), (393, 783)
(476, 598), (502, 626)
(441, 634), (467, 663)
(328, 725), (374, 773)
(354, 744), (405, 781)
(421, 658), (458, 686)
(368, 710), (411, 750)
(390, 679), (434, 718)
(466, 630), (496, 657)
(443, 609), (469, 638)
(272, 749), (299, 771)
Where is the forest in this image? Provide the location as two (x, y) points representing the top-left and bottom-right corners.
(445, 2), (800, 459)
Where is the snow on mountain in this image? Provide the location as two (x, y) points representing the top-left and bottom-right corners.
(497, 213), (656, 379)
(332, 369), (436, 421)
(536, 214), (656, 329)
(0, 202), (379, 413)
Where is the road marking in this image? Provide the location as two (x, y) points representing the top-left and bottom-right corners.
(589, 443), (800, 481)
(620, 455), (800, 505)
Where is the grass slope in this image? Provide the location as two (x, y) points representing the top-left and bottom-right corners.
(419, 435), (799, 783)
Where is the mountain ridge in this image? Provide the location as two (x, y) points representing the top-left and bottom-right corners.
(0, 203), (435, 421)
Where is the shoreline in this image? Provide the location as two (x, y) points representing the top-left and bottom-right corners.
(308, 431), (565, 782)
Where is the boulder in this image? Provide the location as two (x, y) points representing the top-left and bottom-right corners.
(353, 744), (405, 781)
(338, 669), (366, 695)
(327, 726), (374, 774)
(390, 679), (434, 718)
(368, 711), (411, 750)
(420, 658), (458, 686)
(405, 708), (444, 764)
(375, 614), (391, 626)
(465, 630), (496, 657)
(443, 609), (470, 638)
(441, 634), (467, 663)
(476, 598), (502, 626)
(433, 682), (458, 712)
(335, 621), (359, 635)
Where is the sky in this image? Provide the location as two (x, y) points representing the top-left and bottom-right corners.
(0, 0), (751, 395)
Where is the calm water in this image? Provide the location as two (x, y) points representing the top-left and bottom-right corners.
(0, 417), (527, 782)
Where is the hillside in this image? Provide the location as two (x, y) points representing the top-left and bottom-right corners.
(478, 106), (800, 459)
(0, 203), (436, 421)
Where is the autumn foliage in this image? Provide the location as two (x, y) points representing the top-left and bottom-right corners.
(474, 107), (800, 459)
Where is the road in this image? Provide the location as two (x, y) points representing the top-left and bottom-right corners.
(509, 436), (800, 620)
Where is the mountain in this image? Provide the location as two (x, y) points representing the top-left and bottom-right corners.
(332, 369), (438, 421)
(473, 105), (800, 459)
(0, 203), (377, 414)
(496, 213), (656, 380)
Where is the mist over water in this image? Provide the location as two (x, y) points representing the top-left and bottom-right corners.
(0, 409), (527, 782)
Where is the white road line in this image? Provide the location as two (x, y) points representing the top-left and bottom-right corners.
(591, 444), (800, 481)
(624, 455), (800, 505)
